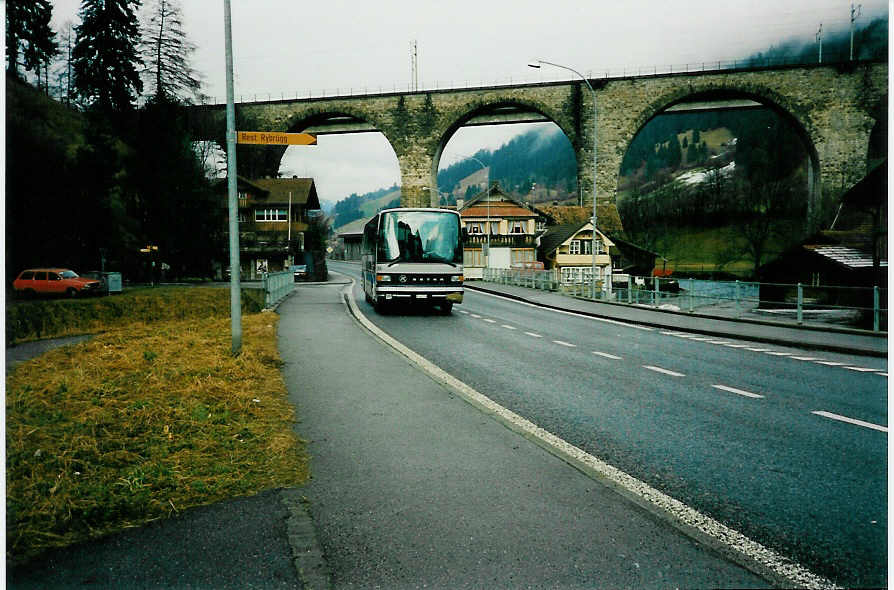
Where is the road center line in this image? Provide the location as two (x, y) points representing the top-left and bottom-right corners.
(644, 365), (685, 377)
(470, 313), (482, 319)
(812, 410), (888, 433)
(553, 340), (576, 348)
(524, 332), (542, 338)
(501, 324), (516, 330)
(713, 384), (764, 399)
(593, 351), (623, 360)
(483, 318), (496, 323)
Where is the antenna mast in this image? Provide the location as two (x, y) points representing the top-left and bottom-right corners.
(850, 2), (862, 60)
(816, 23), (823, 63)
(410, 40), (419, 91)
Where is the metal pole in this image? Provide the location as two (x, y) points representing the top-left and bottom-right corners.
(797, 283), (803, 325)
(735, 280), (740, 317)
(223, 0), (242, 355)
(873, 285), (879, 332)
(689, 278), (694, 313)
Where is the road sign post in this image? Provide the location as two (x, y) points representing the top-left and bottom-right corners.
(236, 131), (317, 145)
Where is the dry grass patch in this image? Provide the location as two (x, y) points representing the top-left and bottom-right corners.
(6, 312), (308, 563)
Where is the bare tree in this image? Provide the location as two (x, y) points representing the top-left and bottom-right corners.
(139, 0), (203, 102)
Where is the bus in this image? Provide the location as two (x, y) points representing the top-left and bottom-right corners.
(361, 208), (464, 313)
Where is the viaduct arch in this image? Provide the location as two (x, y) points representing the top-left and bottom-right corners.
(190, 60), (886, 230)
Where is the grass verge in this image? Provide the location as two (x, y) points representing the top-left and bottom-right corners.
(6, 311), (308, 563)
(6, 286), (266, 345)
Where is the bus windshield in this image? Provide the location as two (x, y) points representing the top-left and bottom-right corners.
(378, 211), (461, 265)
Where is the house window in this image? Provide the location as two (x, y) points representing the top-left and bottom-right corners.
(509, 221), (525, 234)
(511, 249), (535, 264)
(569, 240), (581, 255)
(255, 208), (287, 222)
(560, 266), (600, 284)
(463, 249), (485, 266)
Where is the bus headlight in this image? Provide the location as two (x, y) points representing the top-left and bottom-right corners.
(451, 275), (463, 283)
(376, 274), (391, 283)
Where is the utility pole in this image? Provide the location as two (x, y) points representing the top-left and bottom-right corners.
(410, 40), (419, 91)
(850, 2), (862, 60)
(223, 0), (242, 355)
(816, 23), (823, 63)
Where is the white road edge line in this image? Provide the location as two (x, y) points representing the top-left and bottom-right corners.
(471, 288), (654, 331)
(812, 411), (887, 433)
(713, 384), (764, 399)
(643, 365), (686, 377)
(339, 279), (838, 590)
(843, 366), (880, 372)
(593, 351), (623, 360)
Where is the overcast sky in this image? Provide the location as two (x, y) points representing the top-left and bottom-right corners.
(50, 0), (889, 206)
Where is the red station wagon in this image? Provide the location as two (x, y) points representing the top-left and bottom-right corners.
(13, 268), (102, 298)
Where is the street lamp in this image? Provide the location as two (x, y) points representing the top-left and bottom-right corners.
(528, 59), (604, 298)
(444, 152), (489, 271)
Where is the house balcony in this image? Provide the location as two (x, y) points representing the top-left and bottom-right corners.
(463, 233), (536, 249)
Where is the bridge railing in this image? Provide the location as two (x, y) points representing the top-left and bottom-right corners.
(198, 54), (877, 105)
(480, 270), (887, 333)
(262, 271), (295, 308)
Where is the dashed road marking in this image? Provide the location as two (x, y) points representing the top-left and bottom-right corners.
(713, 384), (764, 399)
(457, 309), (469, 314)
(501, 324), (516, 330)
(593, 351), (623, 360)
(812, 410), (887, 433)
(483, 318), (496, 323)
(470, 313), (482, 319)
(524, 332), (543, 338)
(644, 365), (685, 377)
(553, 340), (576, 348)
(722, 343), (751, 348)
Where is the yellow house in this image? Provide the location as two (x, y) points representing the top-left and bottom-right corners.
(538, 220), (614, 285)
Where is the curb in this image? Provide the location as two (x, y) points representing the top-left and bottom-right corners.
(337, 277), (839, 590)
(280, 489), (332, 590)
(466, 284), (887, 358)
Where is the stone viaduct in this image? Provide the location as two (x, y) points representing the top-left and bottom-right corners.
(191, 60), (886, 229)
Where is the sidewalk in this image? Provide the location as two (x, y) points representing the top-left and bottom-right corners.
(466, 281), (887, 357)
(276, 280), (769, 588)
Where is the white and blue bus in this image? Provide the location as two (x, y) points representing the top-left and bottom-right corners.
(361, 208), (464, 314)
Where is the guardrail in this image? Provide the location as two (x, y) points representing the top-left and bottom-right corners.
(262, 271), (295, 308)
(481, 268), (887, 332)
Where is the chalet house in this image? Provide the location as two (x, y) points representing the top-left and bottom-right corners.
(459, 183), (546, 279)
(219, 176), (322, 279)
(538, 220), (615, 285)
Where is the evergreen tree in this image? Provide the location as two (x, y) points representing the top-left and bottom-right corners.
(73, 0), (144, 114)
(6, 0), (58, 85)
(139, 0), (202, 101)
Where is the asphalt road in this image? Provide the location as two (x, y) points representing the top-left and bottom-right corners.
(278, 281), (768, 589)
(329, 261), (888, 588)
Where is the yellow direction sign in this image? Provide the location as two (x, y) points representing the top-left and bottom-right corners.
(237, 131), (317, 146)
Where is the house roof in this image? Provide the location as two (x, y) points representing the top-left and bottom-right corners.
(539, 221), (593, 255)
(803, 245), (887, 269)
(336, 216), (369, 238)
(248, 177), (321, 208)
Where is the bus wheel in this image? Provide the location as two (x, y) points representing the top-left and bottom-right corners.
(439, 301), (453, 315)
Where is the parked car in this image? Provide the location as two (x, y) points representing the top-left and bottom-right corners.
(13, 268), (102, 298)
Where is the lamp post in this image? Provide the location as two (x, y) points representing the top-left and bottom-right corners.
(528, 59), (603, 298)
(445, 153), (489, 271)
